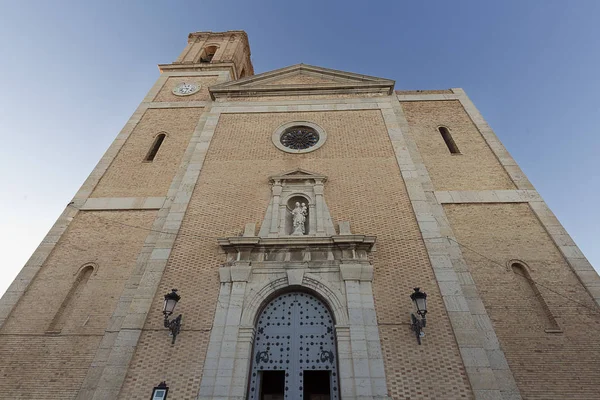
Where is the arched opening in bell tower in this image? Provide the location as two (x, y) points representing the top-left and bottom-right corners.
(200, 45), (218, 63)
(248, 291), (339, 400)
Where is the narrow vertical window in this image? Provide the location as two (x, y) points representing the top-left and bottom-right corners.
(511, 262), (560, 331)
(438, 126), (460, 154)
(47, 265), (94, 333)
(145, 133), (166, 162)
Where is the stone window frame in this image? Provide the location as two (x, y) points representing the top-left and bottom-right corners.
(272, 121), (327, 154)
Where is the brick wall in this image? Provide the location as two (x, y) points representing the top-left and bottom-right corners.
(119, 110), (473, 399)
(0, 210), (156, 399)
(91, 107), (203, 198)
(445, 203), (600, 399)
(0, 335), (101, 399)
(401, 100), (515, 191)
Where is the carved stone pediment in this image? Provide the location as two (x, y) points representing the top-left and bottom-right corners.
(270, 168), (327, 183)
(209, 63), (395, 99)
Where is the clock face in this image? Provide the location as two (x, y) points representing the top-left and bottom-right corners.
(172, 82), (200, 96)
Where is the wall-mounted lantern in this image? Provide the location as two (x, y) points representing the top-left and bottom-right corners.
(410, 287), (427, 345)
(163, 289), (182, 345)
(150, 381), (169, 399)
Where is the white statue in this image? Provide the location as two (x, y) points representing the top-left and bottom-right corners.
(290, 202), (308, 235)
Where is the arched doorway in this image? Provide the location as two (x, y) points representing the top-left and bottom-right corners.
(248, 292), (339, 400)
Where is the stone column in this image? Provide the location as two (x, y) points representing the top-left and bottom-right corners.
(197, 265), (251, 400)
(270, 180), (281, 235)
(340, 263), (391, 400)
(315, 179), (325, 234)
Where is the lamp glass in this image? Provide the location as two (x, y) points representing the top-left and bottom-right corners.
(163, 297), (178, 315)
(152, 382), (169, 400)
(152, 388), (168, 400)
(414, 296), (427, 314)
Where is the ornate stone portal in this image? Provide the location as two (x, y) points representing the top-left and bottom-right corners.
(248, 292), (339, 400)
(197, 170), (391, 400)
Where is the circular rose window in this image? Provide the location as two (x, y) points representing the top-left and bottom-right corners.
(280, 126), (320, 150)
(272, 121), (327, 154)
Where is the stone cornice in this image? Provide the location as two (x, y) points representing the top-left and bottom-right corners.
(209, 63), (395, 99)
(158, 62), (236, 73)
(218, 235), (376, 265)
(187, 30), (250, 51)
(217, 235), (376, 249)
(210, 85), (392, 99)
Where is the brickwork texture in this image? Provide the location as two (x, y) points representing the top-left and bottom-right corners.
(3, 30), (599, 400)
(119, 110), (473, 399)
(0, 210), (156, 399)
(401, 100), (515, 191)
(92, 107), (204, 198)
(445, 203), (600, 399)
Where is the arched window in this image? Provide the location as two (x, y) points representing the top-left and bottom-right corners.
(511, 262), (560, 332)
(200, 46), (218, 63)
(438, 126), (460, 154)
(145, 133), (166, 162)
(47, 264), (94, 333)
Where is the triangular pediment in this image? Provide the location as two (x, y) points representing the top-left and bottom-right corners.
(210, 64), (394, 99)
(270, 168), (327, 182)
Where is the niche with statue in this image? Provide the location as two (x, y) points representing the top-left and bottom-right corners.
(258, 169), (336, 238)
(287, 196), (309, 235)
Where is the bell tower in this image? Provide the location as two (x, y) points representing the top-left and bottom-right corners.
(159, 30), (254, 80)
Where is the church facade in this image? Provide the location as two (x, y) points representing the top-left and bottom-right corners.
(1, 30), (600, 400)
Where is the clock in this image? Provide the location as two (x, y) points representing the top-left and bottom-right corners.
(172, 82), (200, 96)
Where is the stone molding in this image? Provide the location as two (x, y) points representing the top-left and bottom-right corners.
(77, 72), (232, 400)
(396, 93), (461, 101)
(339, 263), (374, 282)
(198, 260), (390, 400)
(212, 101), (383, 114)
(385, 96), (521, 400)
(199, 210), (387, 399)
(147, 101), (208, 109)
(81, 196), (166, 210)
(159, 62), (238, 76)
(434, 190), (541, 204)
(271, 121), (328, 154)
(209, 63), (395, 99)
(217, 235), (376, 265)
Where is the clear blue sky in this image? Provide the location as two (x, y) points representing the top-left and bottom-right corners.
(1, 0), (599, 296)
